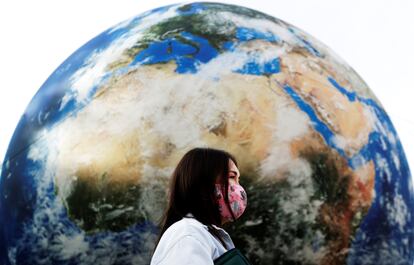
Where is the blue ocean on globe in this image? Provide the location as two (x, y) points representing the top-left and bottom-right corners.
(0, 2), (413, 265)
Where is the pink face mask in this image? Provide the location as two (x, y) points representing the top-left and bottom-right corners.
(214, 183), (247, 223)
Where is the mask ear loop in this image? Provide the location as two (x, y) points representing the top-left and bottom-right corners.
(223, 177), (237, 222)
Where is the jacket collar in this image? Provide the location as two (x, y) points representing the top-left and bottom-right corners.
(184, 212), (227, 232)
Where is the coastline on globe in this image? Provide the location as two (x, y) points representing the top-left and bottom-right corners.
(0, 2), (413, 265)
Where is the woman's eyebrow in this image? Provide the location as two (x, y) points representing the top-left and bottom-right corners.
(229, 170), (238, 176)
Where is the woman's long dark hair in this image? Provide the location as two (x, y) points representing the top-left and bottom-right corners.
(153, 147), (238, 252)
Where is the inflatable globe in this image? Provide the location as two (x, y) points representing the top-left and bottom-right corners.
(1, 2), (413, 265)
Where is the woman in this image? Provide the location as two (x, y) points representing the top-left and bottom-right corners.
(150, 147), (247, 265)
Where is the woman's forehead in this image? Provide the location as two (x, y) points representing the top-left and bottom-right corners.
(228, 159), (239, 174)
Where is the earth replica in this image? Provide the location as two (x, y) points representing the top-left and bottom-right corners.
(1, 2), (413, 265)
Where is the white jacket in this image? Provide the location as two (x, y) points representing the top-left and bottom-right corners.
(150, 213), (235, 265)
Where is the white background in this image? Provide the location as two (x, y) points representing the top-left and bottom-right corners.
(0, 0), (413, 177)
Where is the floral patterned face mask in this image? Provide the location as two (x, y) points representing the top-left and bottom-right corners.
(214, 183), (247, 223)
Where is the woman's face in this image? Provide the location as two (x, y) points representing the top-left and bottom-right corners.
(227, 159), (240, 186)
(215, 159), (246, 225)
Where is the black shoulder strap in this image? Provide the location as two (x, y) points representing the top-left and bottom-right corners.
(207, 225), (229, 250)
(213, 248), (252, 265)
